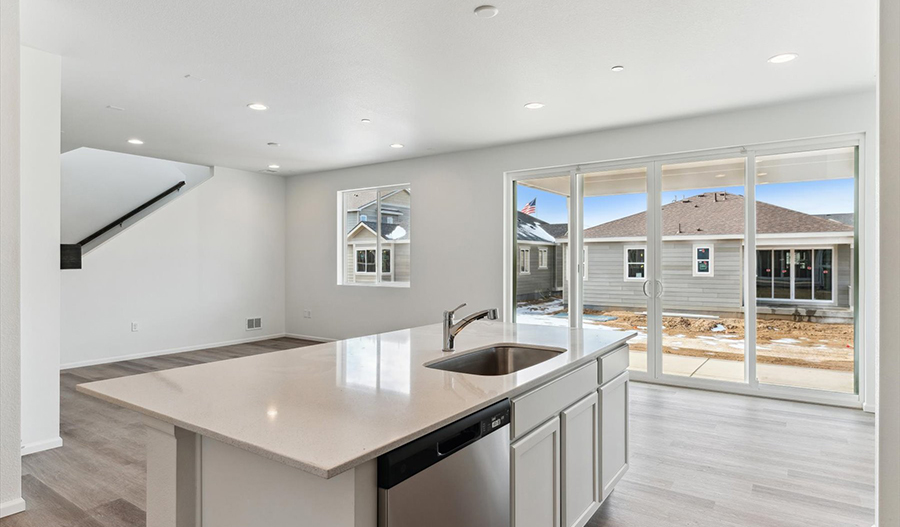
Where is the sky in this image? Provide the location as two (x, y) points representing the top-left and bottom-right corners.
(516, 178), (855, 228)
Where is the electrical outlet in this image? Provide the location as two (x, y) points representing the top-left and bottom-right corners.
(303, 310), (312, 319)
(131, 322), (139, 332)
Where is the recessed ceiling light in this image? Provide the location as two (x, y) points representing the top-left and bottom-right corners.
(757, 172), (768, 177)
(247, 103), (268, 111)
(390, 143), (404, 149)
(767, 53), (798, 64)
(474, 5), (499, 18)
(715, 173), (726, 178)
(267, 142), (280, 147)
(611, 65), (625, 72)
(361, 118), (371, 124)
(127, 138), (143, 145)
(524, 102), (545, 110)
(268, 164), (280, 170)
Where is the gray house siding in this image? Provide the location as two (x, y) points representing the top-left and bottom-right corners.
(580, 240), (851, 312)
(516, 244), (559, 300)
(583, 240), (744, 311)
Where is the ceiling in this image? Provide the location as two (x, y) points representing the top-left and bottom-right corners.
(22, 0), (877, 176)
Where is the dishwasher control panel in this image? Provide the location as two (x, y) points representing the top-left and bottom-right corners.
(483, 407), (510, 435)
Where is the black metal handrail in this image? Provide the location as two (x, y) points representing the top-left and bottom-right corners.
(77, 181), (185, 246)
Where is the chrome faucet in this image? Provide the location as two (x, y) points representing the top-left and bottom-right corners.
(442, 303), (498, 352)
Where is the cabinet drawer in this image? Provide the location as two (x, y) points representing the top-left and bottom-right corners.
(599, 345), (629, 385)
(512, 361), (598, 439)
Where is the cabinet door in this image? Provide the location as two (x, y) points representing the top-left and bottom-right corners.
(511, 416), (560, 527)
(561, 392), (600, 527)
(599, 372), (629, 501)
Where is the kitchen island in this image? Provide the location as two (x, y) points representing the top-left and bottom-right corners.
(79, 322), (635, 527)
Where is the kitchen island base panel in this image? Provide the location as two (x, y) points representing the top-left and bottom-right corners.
(145, 414), (377, 527)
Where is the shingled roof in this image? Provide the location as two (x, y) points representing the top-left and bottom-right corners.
(583, 192), (853, 238)
(517, 211), (557, 243)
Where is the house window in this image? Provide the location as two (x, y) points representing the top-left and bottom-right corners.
(341, 185), (410, 286)
(519, 247), (530, 274)
(538, 248), (548, 269)
(693, 244), (714, 277)
(356, 249), (376, 273)
(756, 247), (834, 302)
(624, 246), (646, 280)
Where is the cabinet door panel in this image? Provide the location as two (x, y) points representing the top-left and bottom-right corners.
(561, 392), (600, 527)
(511, 416), (560, 527)
(600, 372), (629, 501)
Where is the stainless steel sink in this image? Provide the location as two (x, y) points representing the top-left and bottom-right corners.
(426, 344), (566, 376)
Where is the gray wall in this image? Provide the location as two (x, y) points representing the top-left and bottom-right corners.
(583, 240), (744, 311)
(516, 244), (558, 300)
(582, 240), (851, 312)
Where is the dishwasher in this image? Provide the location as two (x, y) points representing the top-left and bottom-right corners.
(377, 399), (511, 527)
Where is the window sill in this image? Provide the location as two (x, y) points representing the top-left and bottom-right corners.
(339, 282), (410, 289)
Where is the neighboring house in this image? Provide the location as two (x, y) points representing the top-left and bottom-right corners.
(345, 189), (410, 283)
(555, 192), (853, 316)
(516, 212), (566, 300)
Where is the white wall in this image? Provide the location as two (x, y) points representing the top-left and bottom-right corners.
(879, 0), (899, 523)
(60, 167), (287, 368)
(61, 147), (211, 249)
(285, 89), (878, 408)
(20, 46), (62, 456)
(0, 0), (23, 517)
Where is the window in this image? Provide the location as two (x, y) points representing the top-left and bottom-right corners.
(624, 246), (646, 280)
(693, 244), (714, 277)
(538, 248), (548, 269)
(519, 247), (530, 274)
(340, 185), (410, 286)
(756, 247), (835, 302)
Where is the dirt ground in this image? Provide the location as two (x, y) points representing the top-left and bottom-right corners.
(516, 297), (854, 372)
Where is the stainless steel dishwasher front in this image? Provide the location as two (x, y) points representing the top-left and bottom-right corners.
(377, 399), (511, 527)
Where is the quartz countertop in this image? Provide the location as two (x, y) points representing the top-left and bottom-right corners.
(78, 322), (635, 479)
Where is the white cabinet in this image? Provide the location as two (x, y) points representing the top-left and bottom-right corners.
(561, 392), (600, 527)
(511, 416), (560, 527)
(599, 372), (629, 501)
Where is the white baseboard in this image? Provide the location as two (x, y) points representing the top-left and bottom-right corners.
(60, 333), (289, 370)
(285, 333), (335, 343)
(21, 436), (63, 456)
(0, 498), (26, 518)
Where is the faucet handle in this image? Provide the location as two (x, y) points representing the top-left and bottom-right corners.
(446, 303), (467, 320)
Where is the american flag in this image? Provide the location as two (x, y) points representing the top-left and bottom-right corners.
(521, 198), (536, 215)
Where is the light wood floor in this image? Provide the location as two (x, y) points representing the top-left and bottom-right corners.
(1, 338), (874, 527)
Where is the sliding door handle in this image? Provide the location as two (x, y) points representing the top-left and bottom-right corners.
(655, 279), (664, 298)
(642, 280), (651, 297)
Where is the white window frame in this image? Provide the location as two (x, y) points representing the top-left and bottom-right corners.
(538, 248), (549, 269)
(692, 243), (714, 277)
(337, 183), (410, 288)
(519, 247), (531, 274)
(755, 246), (837, 304)
(505, 133), (868, 410)
(623, 245), (647, 281)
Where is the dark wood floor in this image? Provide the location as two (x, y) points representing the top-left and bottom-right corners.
(1, 338), (875, 527)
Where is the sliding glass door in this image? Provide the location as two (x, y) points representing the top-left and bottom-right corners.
(509, 138), (861, 404)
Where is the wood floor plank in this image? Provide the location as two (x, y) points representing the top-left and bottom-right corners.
(2, 337), (874, 527)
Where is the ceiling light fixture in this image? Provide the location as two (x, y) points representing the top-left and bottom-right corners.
(474, 5), (499, 18)
(715, 174), (726, 178)
(390, 143), (404, 149)
(524, 102), (545, 110)
(611, 65), (625, 72)
(767, 53), (798, 64)
(247, 103), (268, 111)
(127, 138), (144, 145)
(361, 118), (371, 124)
(757, 172), (768, 177)
(268, 164), (280, 170)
